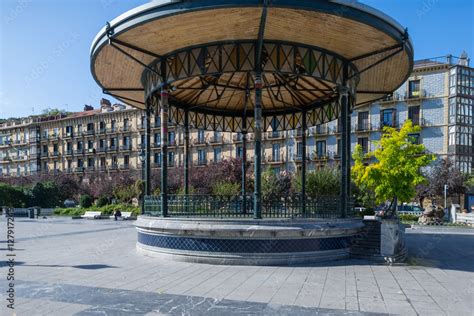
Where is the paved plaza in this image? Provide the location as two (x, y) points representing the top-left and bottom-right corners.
(0, 218), (473, 316)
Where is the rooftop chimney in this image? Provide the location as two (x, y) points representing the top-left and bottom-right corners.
(100, 98), (112, 108)
(459, 51), (469, 66)
(84, 105), (94, 111)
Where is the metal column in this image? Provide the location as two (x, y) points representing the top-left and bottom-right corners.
(242, 130), (247, 214)
(301, 112), (307, 216)
(184, 110), (190, 196)
(253, 74), (263, 219)
(339, 85), (350, 218)
(160, 86), (169, 217)
(145, 103), (151, 197)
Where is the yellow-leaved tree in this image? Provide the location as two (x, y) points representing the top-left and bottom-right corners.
(352, 120), (435, 216)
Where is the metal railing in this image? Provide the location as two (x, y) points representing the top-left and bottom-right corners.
(144, 194), (353, 218)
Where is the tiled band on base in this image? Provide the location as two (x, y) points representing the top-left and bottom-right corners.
(135, 217), (364, 265)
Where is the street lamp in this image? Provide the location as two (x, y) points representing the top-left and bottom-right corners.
(139, 148), (146, 215)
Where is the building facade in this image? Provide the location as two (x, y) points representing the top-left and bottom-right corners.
(1, 55), (473, 178)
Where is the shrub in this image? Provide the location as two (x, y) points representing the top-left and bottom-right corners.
(0, 183), (27, 207)
(95, 196), (109, 207)
(79, 195), (93, 208)
(213, 182), (241, 197)
(398, 213), (420, 222)
(29, 181), (61, 208)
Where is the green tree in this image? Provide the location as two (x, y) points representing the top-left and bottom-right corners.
(295, 166), (341, 198)
(29, 181), (61, 207)
(352, 121), (434, 216)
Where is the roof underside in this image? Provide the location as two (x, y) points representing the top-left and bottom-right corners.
(91, 2), (413, 126)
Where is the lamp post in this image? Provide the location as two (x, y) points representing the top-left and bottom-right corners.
(139, 148), (146, 215)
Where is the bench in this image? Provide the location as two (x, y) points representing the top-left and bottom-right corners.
(82, 211), (102, 219)
(112, 211), (137, 220)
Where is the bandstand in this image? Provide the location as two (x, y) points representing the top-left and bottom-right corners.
(90, 0), (413, 265)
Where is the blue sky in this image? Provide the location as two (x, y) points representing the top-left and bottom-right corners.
(0, 0), (472, 119)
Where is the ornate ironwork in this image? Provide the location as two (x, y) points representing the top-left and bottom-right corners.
(144, 194), (355, 219)
(141, 40), (359, 132)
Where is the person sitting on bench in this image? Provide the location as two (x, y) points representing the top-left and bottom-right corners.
(114, 210), (122, 221)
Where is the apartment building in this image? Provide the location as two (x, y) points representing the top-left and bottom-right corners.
(0, 55), (473, 177)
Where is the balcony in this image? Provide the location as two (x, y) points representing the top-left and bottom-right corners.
(51, 151), (60, 157)
(294, 130), (305, 138)
(109, 164), (118, 170)
(312, 153), (329, 161)
(86, 148), (96, 155)
(108, 128), (118, 134)
(197, 160), (207, 166)
(109, 145), (118, 151)
(74, 149), (85, 155)
(267, 131), (283, 140)
(64, 149), (73, 156)
(314, 125), (328, 135)
(85, 166), (95, 172)
(193, 137), (207, 146)
(267, 156), (283, 164)
(233, 134), (243, 143)
(98, 128), (107, 135)
(98, 147), (107, 153)
(85, 130), (95, 136)
(120, 144), (132, 151)
(152, 162), (162, 168)
(356, 122), (371, 132)
(74, 167), (85, 173)
(209, 135), (223, 144)
(119, 164), (130, 170)
(40, 152), (49, 158)
(64, 132), (73, 139)
(98, 165), (107, 172)
(120, 126), (130, 133)
(379, 122), (398, 130)
(169, 140), (177, 147)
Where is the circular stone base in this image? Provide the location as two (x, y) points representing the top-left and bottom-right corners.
(135, 217), (364, 266)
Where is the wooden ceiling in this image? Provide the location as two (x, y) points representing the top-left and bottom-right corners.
(92, 4), (412, 120)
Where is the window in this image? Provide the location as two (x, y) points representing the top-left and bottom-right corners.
(140, 116), (145, 129)
(123, 118), (129, 131)
(67, 160), (72, 169)
(154, 133), (161, 145)
(154, 153), (161, 166)
(77, 141), (83, 151)
(123, 136), (130, 147)
(357, 111), (369, 131)
(99, 121), (105, 131)
(100, 157), (106, 167)
(272, 144), (280, 162)
(124, 155), (129, 167)
(409, 80), (420, 98)
(42, 145), (48, 154)
(112, 156), (117, 167)
(358, 137), (369, 153)
(111, 120), (116, 132)
(88, 140), (94, 149)
(296, 142), (303, 158)
(87, 123), (94, 132)
(77, 159), (83, 168)
(214, 147), (222, 162)
(168, 152), (175, 166)
(316, 141), (326, 158)
(99, 139), (106, 149)
(154, 115), (161, 127)
(198, 129), (205, 143)
(43, 128), (49, 138)
(169, 131), (175, 145)
(198, 149), (206, 165)
(66, 142), (72, 151)
(110, 138), (116, 148)
(53, 144), (58, 153)
(236, 146), (243, 158)
(87, 158), (94, 168)
(66, 126), (73, 136)
(408, 106), (420, 125)
(77, 124), (82, 134)
(381, 109), (396, 128)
